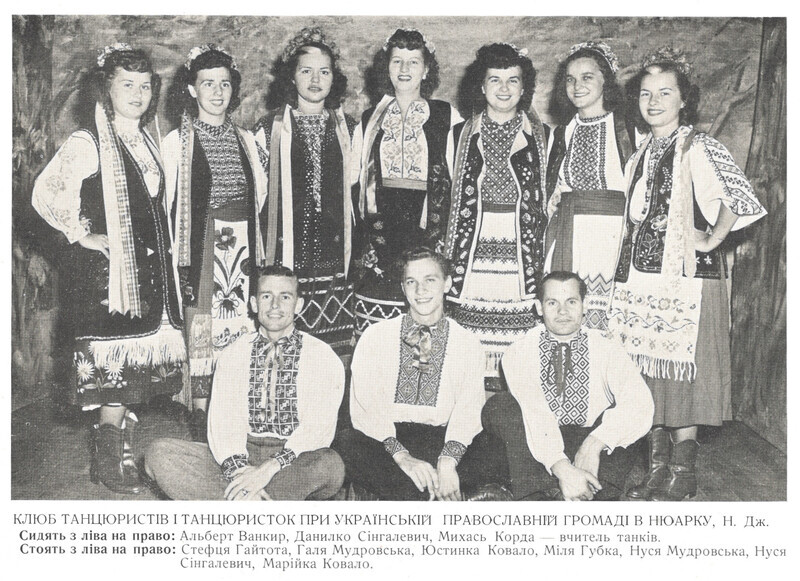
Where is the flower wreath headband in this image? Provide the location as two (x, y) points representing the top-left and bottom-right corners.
(96, 43), (134, 67)
(282, 27), (340, 63)
(568, 40), (619, 74)
(382, 28), (436, 54)
(185, 44), (239, 71)
(640, 46), (693, 76)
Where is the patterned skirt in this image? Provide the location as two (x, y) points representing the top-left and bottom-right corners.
(544, 189), (626, 330)
(449, 211), (539, 381)
(354, 186), (427, 337)
(295, 269), (354, 357)
(646, 275), (732, 427)
(184, 204), (255, 399)
(72, 317), (184, 408)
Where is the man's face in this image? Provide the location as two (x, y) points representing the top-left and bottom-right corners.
(536, 278), (585, 340)
(249, 275), (304, 336)
(400, 257), (452, 324)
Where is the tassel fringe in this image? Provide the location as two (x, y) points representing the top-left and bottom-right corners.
(632, 353), (697, 382)
(89, 327), (186, 369)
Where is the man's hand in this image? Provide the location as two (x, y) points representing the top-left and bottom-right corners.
(435, 456), (462, 501)
(573, 435), (606, 478)
(551, 458), (602, 501)
(394, 452), (439, 500)
(77, 233), (110, 259)
(224, 460), (280, 501)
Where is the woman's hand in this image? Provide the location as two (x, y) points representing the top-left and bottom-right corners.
(693, 229), (724, 254)
(77, 233), (110, 259)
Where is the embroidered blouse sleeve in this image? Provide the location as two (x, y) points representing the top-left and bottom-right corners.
(207, 339), (252, 476)
(589, 337), (654, 452)
(503, 332), (569, 473)
(441, 333), (484, 461)
(690, 134), (767, 231)
(350, 324), (397, 443)
(283, 340), (345, 463)
(31, 131), (99, 244)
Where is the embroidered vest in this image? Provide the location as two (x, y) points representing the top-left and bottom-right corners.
(66, 125), (182, 340)
(447, 118), (547, 299)
(177, 132), (257, 307)
(615, 138), (726, 282)
(361, 99), (453, 247)
(545, 112), (633, 198)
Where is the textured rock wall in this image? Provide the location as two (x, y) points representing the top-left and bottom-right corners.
(50, 16), (761, 164)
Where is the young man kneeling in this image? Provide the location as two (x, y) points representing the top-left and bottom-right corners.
(145, 266), (345, 500)
(336, 247), (507, 501)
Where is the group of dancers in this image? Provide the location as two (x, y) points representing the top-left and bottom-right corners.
(31, 25), (766, 500)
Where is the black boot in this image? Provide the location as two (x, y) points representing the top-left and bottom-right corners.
(625, 427), (670, 501)
(90, 423), (144, 494)
(652, 439), (699, 501)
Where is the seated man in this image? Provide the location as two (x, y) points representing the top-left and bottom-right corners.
(145, 265), (345, 500)
(335, 247), (506, 501)
(483, 271), (653, 501)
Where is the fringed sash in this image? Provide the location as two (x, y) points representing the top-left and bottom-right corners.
(95, 103), (141, 317)
(607, 127), (702, 380)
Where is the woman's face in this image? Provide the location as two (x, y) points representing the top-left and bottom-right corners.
(565, 57), (606, 118)
(388, 47), (428, 97)
(108, 68), (152, 122)
(293, 47), (333, 108)
(482, 66), (524, 119)
(639, 66), (684, 137)
(188, 67), (233, 124)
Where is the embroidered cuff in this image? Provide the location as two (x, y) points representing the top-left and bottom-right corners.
(221, 454), (249, 480)
(439, 440), (467, 465)
(383, 437), (408, 457)
(274, 448), (297, 469)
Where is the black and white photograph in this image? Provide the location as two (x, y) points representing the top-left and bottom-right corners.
(6, 5), (793, 578)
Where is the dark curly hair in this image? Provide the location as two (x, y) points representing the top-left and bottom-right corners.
(365, 29), (440, 105)
(75, 47), (161, 129)
(625, 61), (700, 133)
(264, 42), (348, 110)
(549, 48), (624, 126)
(456, 43), (537, 118)
(165, 47), (241, 126)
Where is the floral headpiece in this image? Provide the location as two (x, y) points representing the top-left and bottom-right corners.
(383, 28), (436, 55)
(97, 43), (134, 68)
(568, 40), (619, 74)
(185, 44), (238, 71)
(641, 46), (692, 76)
(282, 27), (340, 63)
(498, 42), (529, 58)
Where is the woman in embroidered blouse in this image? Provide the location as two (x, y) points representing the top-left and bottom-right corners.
(606, 48), (767, 501)
(544, 41), (633, 330)
(162, 45), (267, 439)
(443, 43), (548, 391)
(31, 45), (185, 494)
(252, 27), (356, 358)
(352, 28), (462, 337)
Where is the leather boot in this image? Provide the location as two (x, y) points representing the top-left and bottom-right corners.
(625, 427), (670, 500)
(90, 423), (144, 494)
(651, 439), (699, 501)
